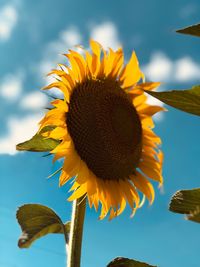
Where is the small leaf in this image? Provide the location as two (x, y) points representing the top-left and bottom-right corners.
(176, 23), (200, 37)
(16, 204), (70, 248)
(145, 86), (200, 116)
(188, 207), (200, 223)
(107, 257), (156, 267)
(169, 188), (200, 223)
(16, 126), (60, 152)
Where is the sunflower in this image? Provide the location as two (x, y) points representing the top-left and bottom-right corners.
(40, 40), (164, 220)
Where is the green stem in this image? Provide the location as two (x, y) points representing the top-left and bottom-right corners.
(67, 196), (86, 267)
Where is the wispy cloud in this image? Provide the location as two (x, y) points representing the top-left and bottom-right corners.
(0, 4), (18, 41)
(20, 91), (48, 110)
(0, 114), (43, 155)
(179, 3), (198, 19)
(143, 52), (173, 81)
(90, 21), (121, 50)
(38, 22), (121, 93)
(0, 72), (24, 101)
(39, 26), (82, 77)
(37, 26), (83, 98)
(143, 52), (200, 83)
(174, 57), (200, 82)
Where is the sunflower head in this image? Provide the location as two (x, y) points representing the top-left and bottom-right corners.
(40, 40), (164, 220)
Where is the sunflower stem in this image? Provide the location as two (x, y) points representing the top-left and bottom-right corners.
(67, 196), (86, 267)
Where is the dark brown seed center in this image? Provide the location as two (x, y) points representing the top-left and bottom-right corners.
(66, 79), (142, 181)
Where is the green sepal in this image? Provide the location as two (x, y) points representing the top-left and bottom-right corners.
(16, 204), (70, 248)
(16, 126), (60, 152)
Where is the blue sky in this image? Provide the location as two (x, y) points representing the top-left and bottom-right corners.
(0, 0), (200, 266)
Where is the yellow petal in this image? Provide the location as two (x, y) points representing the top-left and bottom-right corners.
(136, 82), (161, 91)
(59, 169), (74, 186)
(90, 39), (101, 58)
(59, 155), (81, 186)
(130, 171), (155, 204)
(141, 116), (155, 129)
(139, 105), (166, 116)
(51, 140), (72, 154)
(65, 53), (82, 82)
(48, 127), (68, 140)
(42, 82), (68, 96)
(76, 161), (90, 184)
(51, 99), (68, 112)
(120, 51), (143, 87)
(68, 183), (87, 201)
(97, 48), (107, 78)
(92, 195), (99, 211)
(85, 51), (93, 77)
(119, 180), (139, 210)
(69, 50), (87, 82)
(87, 172), (97, 196)
(142, 152), (161, 164)
(104, 48), (116, 76)
(109, 48), (124, 78)
(139, 161), (163, 183)
(115, 196), (126, 217)
(53, 149), (71, 162)
(133, 94), (147, 107)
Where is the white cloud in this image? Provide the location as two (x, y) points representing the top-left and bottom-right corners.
(38, 21), (121, 83)
(0, 4), (18, 41)
(179, 4), (198, 19)
(90, 22), (121, 50)
(174, 57), (200, 82)
(47, 26), (82, 57)
(0, 72), (23, 101)
(37, 26), (82, 97)
(20, 91), (48, 110)
(143, 52), (173, 81)
(0, 114), (43, 155)
(39, 26), (82, 76)
(143, 52), (200, 83)
(39, 60), (55, 78)
(60, 26), (82, 48)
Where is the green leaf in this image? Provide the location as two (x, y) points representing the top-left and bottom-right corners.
(16, 204), (70, 248)
(169, 188), (200, 223)
(176, 23), (200, 37)
(16, 126), (60, 152)
(107, 257), (156, 267)
(145, 86), (200, 116)
(187, 207), (200, 223)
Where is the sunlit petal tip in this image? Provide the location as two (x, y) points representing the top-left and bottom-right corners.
(59, 176), (69, 187)
(90, 39), (102, 48)
(98, 212), (106, 221)
(69, 180), (80, 192)
(46, 71), (54, 77)
(130, 207), (137, 218)
(68, 183), (87, 201)
(108, 208), (116, 221)
(158, 182), (164, 190)
(138, 195), (146, 208)
(141, 72), (145, 82)
(143, 81), (162, 91)
(74, 44), (84, 49)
